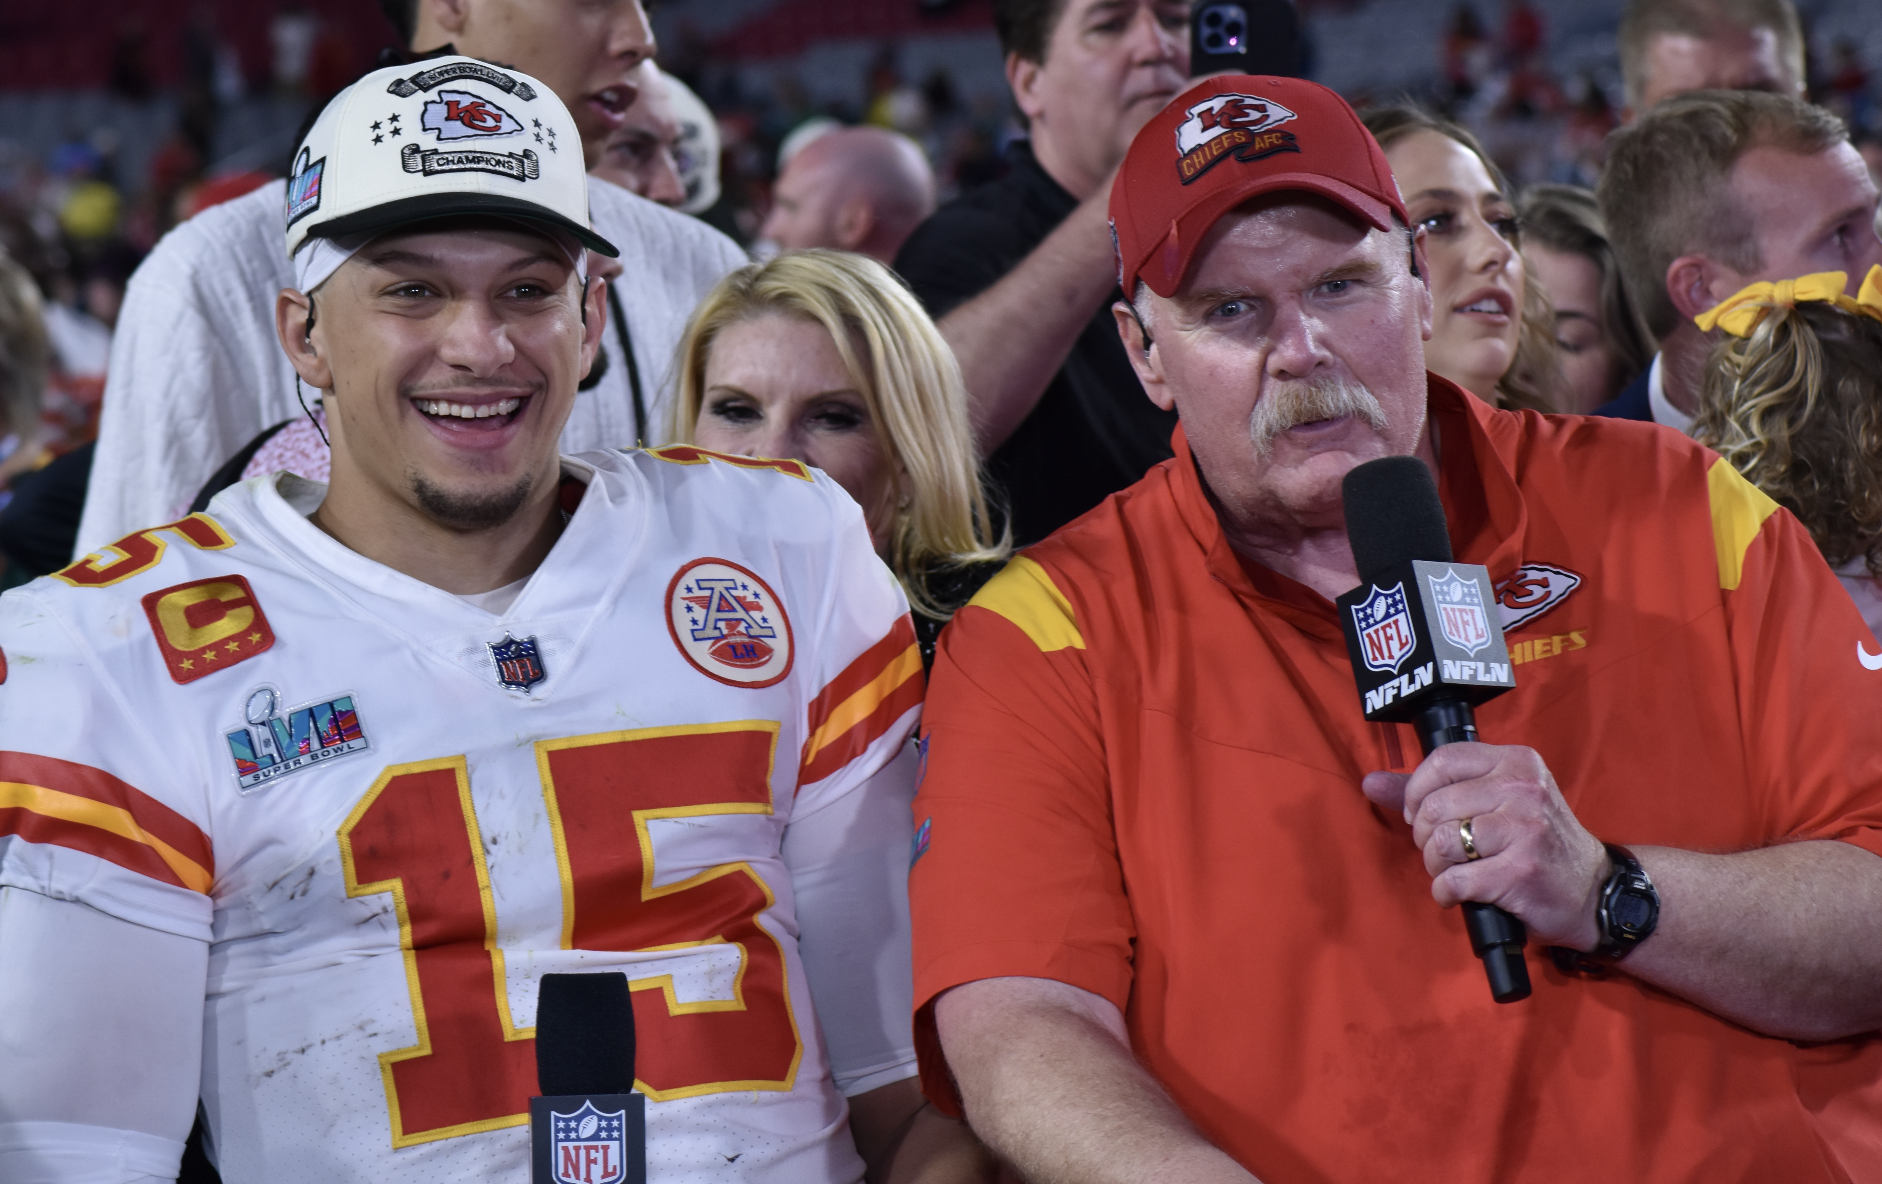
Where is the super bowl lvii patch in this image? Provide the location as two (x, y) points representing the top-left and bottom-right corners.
(226, 685), (368, 792)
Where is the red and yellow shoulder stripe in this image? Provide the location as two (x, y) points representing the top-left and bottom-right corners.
(1706, 458), (1780, 591)
(799, 615), (924, 786)
(646, 444), (813, 482)
(0, 751), (213, 894)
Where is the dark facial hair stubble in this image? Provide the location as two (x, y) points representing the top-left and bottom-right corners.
(1249, 375), (1389, 457)
(411, 469), (535, 532)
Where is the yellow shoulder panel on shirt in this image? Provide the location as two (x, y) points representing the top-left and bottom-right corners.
(966, 555), (1085, 652)
(1707, 457), (1780, 591)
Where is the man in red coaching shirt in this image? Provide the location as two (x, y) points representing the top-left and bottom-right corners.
(907, 75), (1882, 1182)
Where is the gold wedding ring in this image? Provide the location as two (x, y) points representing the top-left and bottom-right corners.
(1459, 817), (1481, 861)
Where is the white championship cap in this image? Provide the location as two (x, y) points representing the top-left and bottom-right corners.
(283, 54), (619, 269)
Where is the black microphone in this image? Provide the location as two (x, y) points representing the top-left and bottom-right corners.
(1335, 457), (1532, 1004)
(531, 972), (646, 1184)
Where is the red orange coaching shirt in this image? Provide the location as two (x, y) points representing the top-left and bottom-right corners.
(909, 377), (1882, 1182)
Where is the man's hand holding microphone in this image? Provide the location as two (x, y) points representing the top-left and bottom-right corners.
(1362, 743), (1612, 953)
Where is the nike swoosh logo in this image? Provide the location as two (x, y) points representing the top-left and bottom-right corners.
(1861, 642), (1882, 671)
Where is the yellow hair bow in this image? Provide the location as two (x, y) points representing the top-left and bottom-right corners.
(1695, 265), (1882, 337)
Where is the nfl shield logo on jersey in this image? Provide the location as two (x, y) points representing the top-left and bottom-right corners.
(1352, 582), (1417, 674)
(551, 1101), (627, 1184)
(666, 558), (795, 688)
(1427, 568), (1492, 656)
(490, 634), (547, 690)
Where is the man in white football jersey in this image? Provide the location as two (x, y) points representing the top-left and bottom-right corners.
(0, 60), (985, 1184)
(75, 0), (748, 555)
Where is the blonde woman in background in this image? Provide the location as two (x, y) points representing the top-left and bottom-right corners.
(1362, 106), (1563, 413)
(672, 249), (1009, 666)
(1692, 267), (1882, 640)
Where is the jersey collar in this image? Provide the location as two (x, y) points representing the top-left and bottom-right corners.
(1168, 372), (1531, 630)
(216, 453), (642, 640)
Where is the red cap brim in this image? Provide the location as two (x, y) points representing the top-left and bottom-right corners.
(1130, 173), (1398, 299)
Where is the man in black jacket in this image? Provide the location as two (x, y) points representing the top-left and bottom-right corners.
(895, 0), (1188, 545)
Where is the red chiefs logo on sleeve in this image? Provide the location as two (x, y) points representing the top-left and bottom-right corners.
(141, 575), (276, 684)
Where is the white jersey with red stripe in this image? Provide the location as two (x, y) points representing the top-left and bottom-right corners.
(0, 445), (924, 1182)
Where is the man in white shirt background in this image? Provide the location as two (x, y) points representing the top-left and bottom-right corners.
(76, 0), (746, 556)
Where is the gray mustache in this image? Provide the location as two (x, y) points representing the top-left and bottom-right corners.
(1249, 376), (1388, 457)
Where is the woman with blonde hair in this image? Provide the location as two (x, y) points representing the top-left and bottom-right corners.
(1362, 105), (1563, 413)
(672, 249), (1008, 663)
(1691, 266), (1882, 637)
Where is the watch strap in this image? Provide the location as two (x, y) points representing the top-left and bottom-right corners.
(1548, 843), (1659, 976)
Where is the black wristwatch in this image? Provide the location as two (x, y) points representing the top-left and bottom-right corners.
(1549, 843), (1660, 976)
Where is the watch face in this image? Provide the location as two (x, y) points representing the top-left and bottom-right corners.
(1611, 889), (1655, 935)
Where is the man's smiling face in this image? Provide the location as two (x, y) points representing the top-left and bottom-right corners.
(307, 219), (603, 532)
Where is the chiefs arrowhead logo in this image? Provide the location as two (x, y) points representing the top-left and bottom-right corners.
(420, 89), (524, 141)
(1495, 564), (1582, 632)
(1174, 93), (1300, 183)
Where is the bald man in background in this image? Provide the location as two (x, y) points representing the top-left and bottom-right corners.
(760, 127), (937, 265)
(1619, 0), (1805, 121)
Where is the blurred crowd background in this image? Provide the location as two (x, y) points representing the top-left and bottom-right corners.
(0, 0), (1879, 476)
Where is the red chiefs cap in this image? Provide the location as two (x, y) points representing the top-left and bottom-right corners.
(1111, 75), (1406, 298)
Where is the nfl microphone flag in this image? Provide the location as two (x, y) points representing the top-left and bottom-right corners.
(532, 973), (646, 1184)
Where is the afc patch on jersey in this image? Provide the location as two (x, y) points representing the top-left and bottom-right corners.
(141, 575), (276, 684)
(666, 558), (794, 688)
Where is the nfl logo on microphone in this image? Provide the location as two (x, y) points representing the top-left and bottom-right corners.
(1353, 582), (1417, 673)
(551, 1101), (626, 1184)
(1428, 568), (1492, 656)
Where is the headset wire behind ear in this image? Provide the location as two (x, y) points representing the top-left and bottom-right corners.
(297, 376), (329, 450)
(299, 293), (329, 449)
